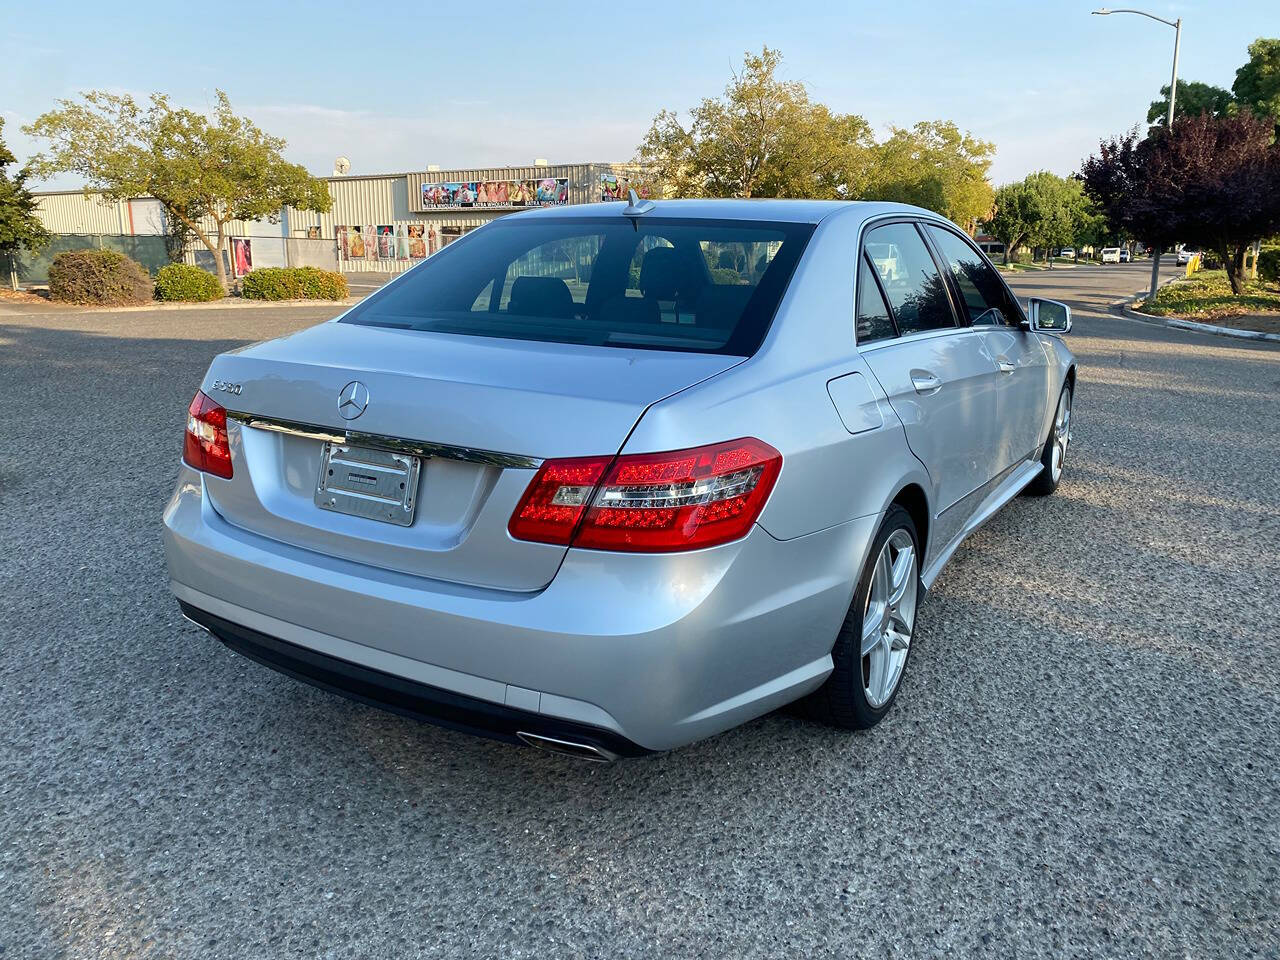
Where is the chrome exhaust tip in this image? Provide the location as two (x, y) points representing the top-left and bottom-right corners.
(517, 731), (617, 763)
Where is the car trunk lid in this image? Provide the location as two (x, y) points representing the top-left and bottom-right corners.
(199, 321), (741, 591)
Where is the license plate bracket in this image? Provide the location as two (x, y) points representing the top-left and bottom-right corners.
(315, 441), (421, 527)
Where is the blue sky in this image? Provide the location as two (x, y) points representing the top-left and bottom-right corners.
(2, 0), (1271, 190)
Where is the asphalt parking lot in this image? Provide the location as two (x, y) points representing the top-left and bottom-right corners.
(2, 260), (1278, 958)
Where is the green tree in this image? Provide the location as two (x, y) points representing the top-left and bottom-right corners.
(984, 180), (1035, 264)
(1081, 112), (1280, 294)
(1147, 80), (1235, 127)
(1024, 172), (1075, 265)
(24, 90), (331, 290)
(0, 118), (51, 286)
(1232, 37), (1280, 130)
(868, 121), (995, 233)
(637, 47), (877, 200)
(987, 172), (1093, 267)
(637, 48), (996, 229)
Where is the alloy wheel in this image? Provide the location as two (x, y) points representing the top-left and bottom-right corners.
(1050, 389), (1072, 483)
(861, 529), (917, 708)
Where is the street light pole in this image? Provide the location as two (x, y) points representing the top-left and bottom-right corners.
(1093, 8), (1182, 297)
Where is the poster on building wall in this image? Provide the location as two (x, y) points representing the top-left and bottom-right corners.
(420, 182), (480, 208)
(306, 226), (321, 239)
(477, 180), (509, 206)
(407, 225), (427, 258)
(347, 226), (365, 259)
(231, 238), (253, 277)
(600, 173), (650, 201)
(377, 225), (395, 259)
(421, 177), (568, 209)
(395, 224), (409, 259)
(336, 225), (349, 259)
(365, 225), (377, 260)
(534, 178), (568, 205)
(508, 181), (531, 206)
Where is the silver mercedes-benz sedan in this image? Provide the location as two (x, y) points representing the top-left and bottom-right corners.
(164, 199), (1075, 760)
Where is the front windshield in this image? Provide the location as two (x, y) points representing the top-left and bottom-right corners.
(340, 216), (814, 356)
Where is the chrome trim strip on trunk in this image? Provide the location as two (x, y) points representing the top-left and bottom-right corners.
(225, 411), (543, 469)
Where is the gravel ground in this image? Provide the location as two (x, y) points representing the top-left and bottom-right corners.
(2, 263), (1278, 958)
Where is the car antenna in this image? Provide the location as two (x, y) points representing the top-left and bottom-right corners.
(622, 188), (655, 218)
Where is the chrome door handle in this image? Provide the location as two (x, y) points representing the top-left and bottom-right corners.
(996, 357), (1016, 374)
(911, 372), (942, 394)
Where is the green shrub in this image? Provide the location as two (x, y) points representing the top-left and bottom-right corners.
(240, 266), (348, 301)
(155, 263), (224, 302)
(48, 249), (153, 305)
(1258, 246), (1280, 283)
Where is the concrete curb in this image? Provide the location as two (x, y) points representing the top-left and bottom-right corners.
(1118, 302), (1280, 343)
(0, 296), (360, 316)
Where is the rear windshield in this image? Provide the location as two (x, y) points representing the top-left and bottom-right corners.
(340, 216), (814, 356)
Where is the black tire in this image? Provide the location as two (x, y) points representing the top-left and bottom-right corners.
(800, 505), (920, 730)
(1026, 382), (1073, 497)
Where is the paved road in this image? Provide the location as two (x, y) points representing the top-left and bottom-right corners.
(2, 262), (1277, 958)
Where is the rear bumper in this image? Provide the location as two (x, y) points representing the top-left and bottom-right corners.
(180, 601), (650, 758)
(163, 465), (876, 751)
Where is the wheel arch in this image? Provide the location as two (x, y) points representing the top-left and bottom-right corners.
(888, 482), (930, 562)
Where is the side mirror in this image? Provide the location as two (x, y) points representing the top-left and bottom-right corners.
(1027, 297), (1072, 333)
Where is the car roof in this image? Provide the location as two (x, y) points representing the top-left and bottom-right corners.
(505, 198), (950, 227)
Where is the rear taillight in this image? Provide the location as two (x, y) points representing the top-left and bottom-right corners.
(509, 438), (781, 553)
(183, 390), (233, 479)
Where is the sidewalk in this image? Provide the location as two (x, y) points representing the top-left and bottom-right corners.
(0, 293), (361, 317)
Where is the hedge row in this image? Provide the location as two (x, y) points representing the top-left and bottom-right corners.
(45, 252), (352, 305)
(240, 267), (348, 301)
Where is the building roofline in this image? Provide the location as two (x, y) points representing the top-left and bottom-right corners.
(32, 161), (633, 196)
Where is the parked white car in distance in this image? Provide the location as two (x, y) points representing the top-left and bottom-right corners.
(1176, 248), (1199, 266)
(1119, 248), (1131, 262)
(1058, 248), (1076, 260)
(1100, 247), (1121, 264)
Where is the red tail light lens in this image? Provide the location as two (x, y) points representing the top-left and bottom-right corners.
(509, 438), (781, 552)
(183, 390), (233, 479)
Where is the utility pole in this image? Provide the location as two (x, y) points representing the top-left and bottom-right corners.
(1093, 8), (1182, 297)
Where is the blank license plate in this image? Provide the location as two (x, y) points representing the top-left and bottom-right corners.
(315, 442), (421, 526)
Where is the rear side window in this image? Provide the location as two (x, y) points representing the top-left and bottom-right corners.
(856, 255), (897, 343)
(341, 217), (814, 356)
(925, 226), (1023, 327)
(863, 223), (957, 335)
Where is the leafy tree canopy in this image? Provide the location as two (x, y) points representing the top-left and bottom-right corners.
(0, 118), (52, 261)
(868, 120), (995, 233)
(638, 48), (877, 200)
(1081, 112), (1280, 293)
(24, 90), (330, 289)
(1147, 81), (1235, 127)
(1232, 37), (1280, 128)
(982, 172), (1099, 264)
(1145, 38), (1279, 134)
(637, 48), (994, 230)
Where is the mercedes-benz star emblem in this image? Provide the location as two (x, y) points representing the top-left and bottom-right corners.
(337, 380), (369, 420)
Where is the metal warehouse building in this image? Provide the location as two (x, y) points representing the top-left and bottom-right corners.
(31, 161), (646, 277)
